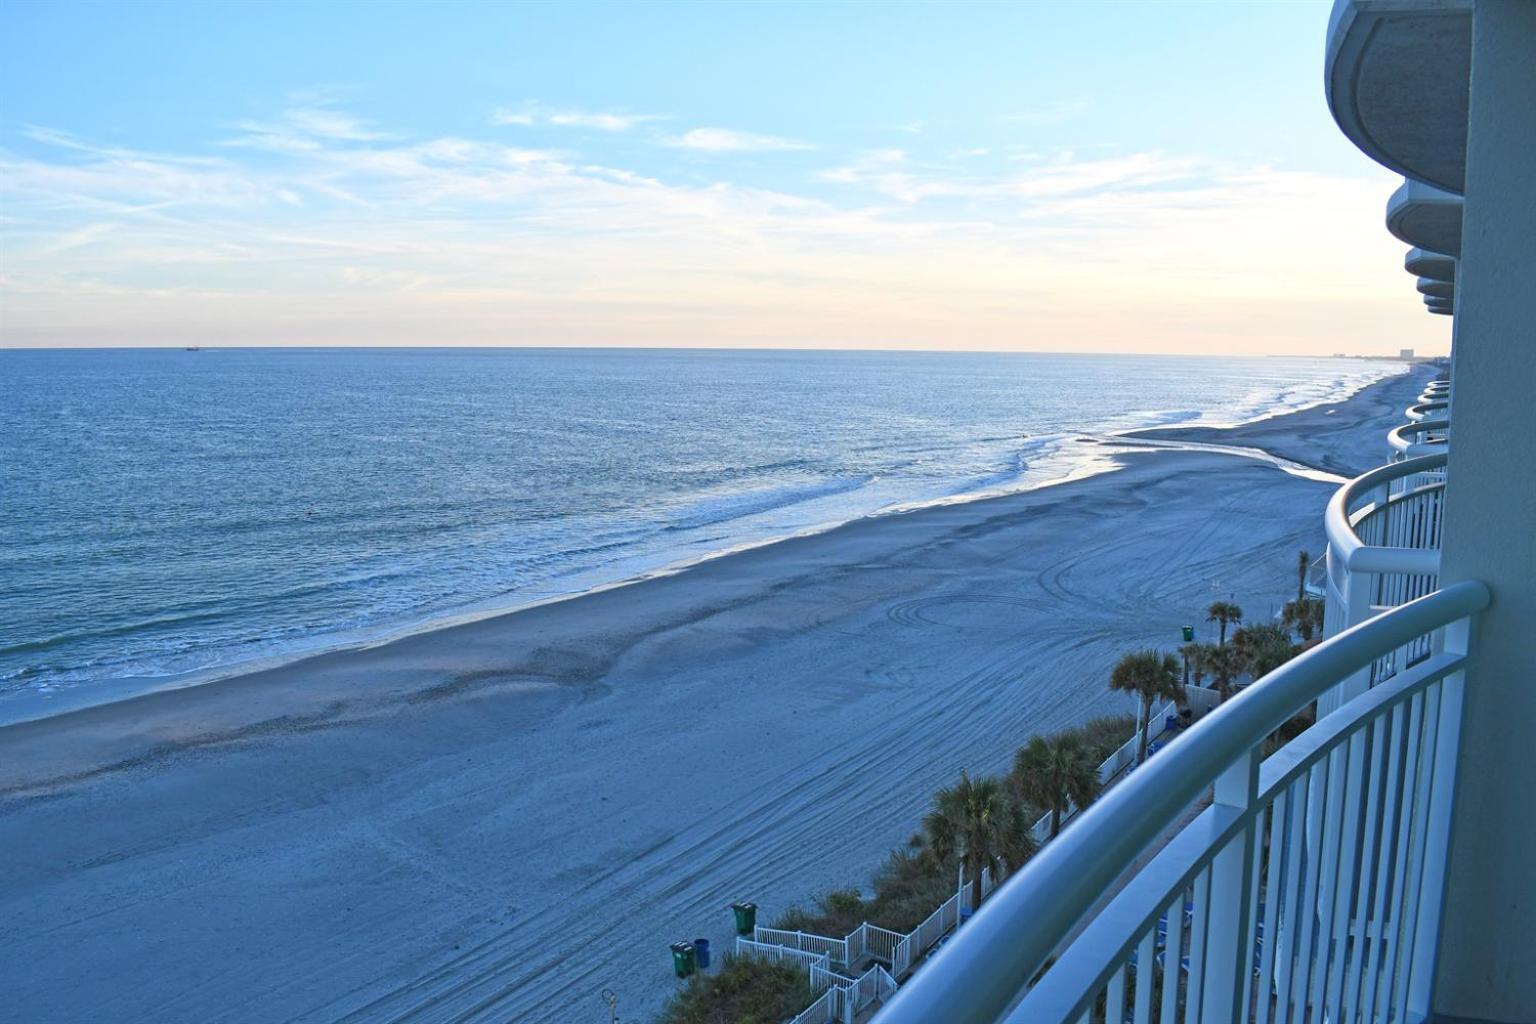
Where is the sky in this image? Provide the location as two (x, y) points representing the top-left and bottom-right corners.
(0, 0), (1448, 355)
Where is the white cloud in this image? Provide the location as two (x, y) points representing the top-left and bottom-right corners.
(1, 108), (1441, 356)
(227, 106), (393, 154)
(547, 111), (662, 131)
(490, 106), (664, 131)
(666, 128), (813, 152)
(489, 110), (536, 126)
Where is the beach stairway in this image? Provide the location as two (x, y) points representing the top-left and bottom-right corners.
(737, 871), (996, 1023)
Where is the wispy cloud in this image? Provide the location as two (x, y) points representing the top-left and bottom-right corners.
(665, 128), (813, 152)
(227, 106), (393, 153)
(1, 104), (1430, 354)
(491, 105), (666, 131)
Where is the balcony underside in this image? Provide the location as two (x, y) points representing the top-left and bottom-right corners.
(1325, 0), (1472, 194)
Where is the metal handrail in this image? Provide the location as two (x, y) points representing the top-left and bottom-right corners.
(1406, 400), (1448, 421)
(870, 582), (1490, 1024)
(1389, 418), (1449, 456)
(1325, 453), (1446, 575)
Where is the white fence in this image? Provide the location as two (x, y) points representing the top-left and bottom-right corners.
(754, 868), (993, 981)
(752, 868), (995, 1024)
(732, 937), (830, 973)
(785, 985), (837, 1024)
(750, 926), (849, 966)
(801, 963), (901, 1024)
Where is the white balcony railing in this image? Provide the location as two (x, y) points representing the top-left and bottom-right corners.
(871, 581), (1489, 1024)
(1405, 401), (1448, 422)
(1321, 455), (1446, 713)
(1388, 419), (1448, 460)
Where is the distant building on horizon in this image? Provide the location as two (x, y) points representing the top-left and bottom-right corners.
(1400, 346), (1415, 359)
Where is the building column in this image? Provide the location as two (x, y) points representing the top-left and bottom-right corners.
(1430, 3), (1536, 1022)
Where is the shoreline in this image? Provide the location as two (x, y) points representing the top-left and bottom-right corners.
(0, 365), (1432, 1024)
(0, 369), (1427, 785)
(0, 363), (1413, 731)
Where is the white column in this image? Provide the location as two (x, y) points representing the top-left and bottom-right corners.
(1430, 3), (1536, 1021)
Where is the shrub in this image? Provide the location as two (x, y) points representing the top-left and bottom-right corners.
(655, 955), (810, 1024)
(1061, 714), (1137, 764)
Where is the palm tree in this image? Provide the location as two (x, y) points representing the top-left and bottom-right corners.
(1109, 649), (1185, 763)
(1012, 733), (1101, 839)
(1295, 549), (1311, 605)
(1232, 623), (1297, 680)
(1189, 641), (1242, 697)
(1207, 600), (1244, 647)
(1179, 641), (1207, 687)
(1281, 596), (1323, 642)
(924, 771), (1035, 909)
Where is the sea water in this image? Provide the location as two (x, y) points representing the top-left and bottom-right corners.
(0, 348), (1402, 719)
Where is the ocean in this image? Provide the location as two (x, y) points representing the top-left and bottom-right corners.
(0, 348), (1401, 720)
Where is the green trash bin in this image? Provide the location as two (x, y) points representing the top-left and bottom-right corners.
(731, 901), (757, 936)
(670, 941), (696, 978)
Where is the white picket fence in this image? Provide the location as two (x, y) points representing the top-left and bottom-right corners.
(732, 937), (830, 973)
(755, 865), (995, 1004)
(785, 985), (838, 1024)
(750, 926), (850, 965)
(787, 963), (901, 1024)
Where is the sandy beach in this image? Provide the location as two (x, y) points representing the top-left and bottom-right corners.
(0, 366), (1431, 1024)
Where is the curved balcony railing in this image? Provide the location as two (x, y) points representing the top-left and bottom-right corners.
(1388, 419), (1449, 460)
(1405, 400), (1448, 422)
(1321, 454), (1446, 714)
(871, 582), (1489, 1024)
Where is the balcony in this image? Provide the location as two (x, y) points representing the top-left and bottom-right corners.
(1388, 420), (1448, 461)
(1404, 400), (1447, 423)
(872, 580), (1488, 1024)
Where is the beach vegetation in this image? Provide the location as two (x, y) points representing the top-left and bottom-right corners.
(1186, 641), (1241, 697)
(773, 843), (962, 936)
(1282, 596), (1324, 642)
(655, 955), (810, 1024)
(924, 770), (1036, 910)
(1231, 623), (1298, 679)
(1206, 600), (1244, 646)
(1109, 650), (1185, 763)
(1011, 733), (1101, 839)
(1070, 713), (1139, 764)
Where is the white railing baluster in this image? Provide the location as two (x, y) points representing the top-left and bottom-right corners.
(1392, 680), (1442, 1019)
(1275, 772), (1313, 1024)
(1405, 623), (1468, 1019)
(1378, 688), (1427, 1018)
(1300, 747), (1345, 1015)
(1158, 891), (1181, 1024)
(1201, 747), (1261, 1022)
(1106, 964), (1127, 1024)
(1254, 788), (1292, 1024)
(1237, 796), (1267, 1023)
(1319, 733), (1364, 1015)
(1133, 928), (1156, 1024)
(1185, 866), (1211, 1024)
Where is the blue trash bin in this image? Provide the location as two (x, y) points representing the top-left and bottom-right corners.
(693, 937), (711, 969)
